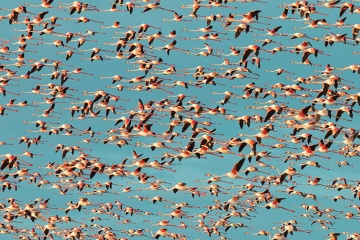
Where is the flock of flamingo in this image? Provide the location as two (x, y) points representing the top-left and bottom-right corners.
(2, 0), (360, 239)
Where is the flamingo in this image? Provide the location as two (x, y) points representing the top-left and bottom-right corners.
(262, 198), (295, 212)
(254, 25), (282, 37)
(220, 158), (246, 179)
(63, 16), (104, 24)
(141, 3), (174, 13)
(269, 8), (296, 20)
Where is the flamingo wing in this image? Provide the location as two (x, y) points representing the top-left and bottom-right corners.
(242, 49), (253, 62)
(233, 158), (245, 173)
(280, 172), (288, 184)
(302, 51), (312, 63)
(264, 109), (276, 122)
(335, 109), (344, 122)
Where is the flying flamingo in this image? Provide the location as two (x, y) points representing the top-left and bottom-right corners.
(63, 16), (104, 24)
(261, 198), (295, 212)
(220, 158), (246, 179)
(141, 2), (175, 13)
